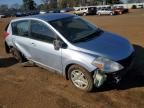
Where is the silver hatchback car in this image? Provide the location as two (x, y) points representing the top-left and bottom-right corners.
(4, 13), (134, 91)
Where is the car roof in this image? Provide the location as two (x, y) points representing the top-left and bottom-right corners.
(26, 13), (74, 22)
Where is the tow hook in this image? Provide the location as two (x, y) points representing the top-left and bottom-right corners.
(93, 69), (107, 88)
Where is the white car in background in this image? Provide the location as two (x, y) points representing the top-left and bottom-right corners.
(74, 6), (96, 16)
(40, 11), (46, 14)
(0, 14), (5, 18)
(97, 8), (114, 16)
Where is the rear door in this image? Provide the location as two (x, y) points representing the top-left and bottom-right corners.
(11, 20), (32, 59)
(29, 20), (62, 72)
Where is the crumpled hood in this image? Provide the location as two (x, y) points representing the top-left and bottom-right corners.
(74, 31), (134, 61)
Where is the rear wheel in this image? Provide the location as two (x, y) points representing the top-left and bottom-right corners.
(10, 48), (27, 63)
(68, 65), (93, 92)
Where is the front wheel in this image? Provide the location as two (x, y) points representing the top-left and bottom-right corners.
(68, 65), (93, 92)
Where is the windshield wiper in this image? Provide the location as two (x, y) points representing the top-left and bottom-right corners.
(73, 28), (103, 43)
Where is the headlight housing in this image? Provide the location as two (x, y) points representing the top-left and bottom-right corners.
(92, 57), (124, 72)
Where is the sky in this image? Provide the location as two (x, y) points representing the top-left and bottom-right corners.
(0, 0), (128, 6)
(0, 0), (42, 5)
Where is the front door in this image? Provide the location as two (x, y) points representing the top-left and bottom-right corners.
(29, 20), (62, 72)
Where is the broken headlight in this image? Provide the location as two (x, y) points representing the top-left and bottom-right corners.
(92, 57), (124, 73)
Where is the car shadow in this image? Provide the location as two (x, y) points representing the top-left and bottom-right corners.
(0, 57), (17, 68)
(93, 44), (144, 92)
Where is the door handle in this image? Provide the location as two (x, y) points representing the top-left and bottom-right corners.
(31, 43), (36, 46)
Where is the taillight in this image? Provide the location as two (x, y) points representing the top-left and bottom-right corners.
(3, 32), (9, 39)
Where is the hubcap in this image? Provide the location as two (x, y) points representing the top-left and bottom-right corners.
(71, 70), (88, 89)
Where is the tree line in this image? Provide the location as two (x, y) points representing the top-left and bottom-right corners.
(1, 0), (143, 13)
(0, 0), (122, 13)
(39, 0), (122, 10)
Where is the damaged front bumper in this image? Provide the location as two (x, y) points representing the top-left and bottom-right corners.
(93, 55), (135, 88)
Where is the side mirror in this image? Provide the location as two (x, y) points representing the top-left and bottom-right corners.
(53, 40), (62, 50)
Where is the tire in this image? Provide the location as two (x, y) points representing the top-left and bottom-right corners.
(83, 12), (87, 16)
(98, 13), (101, 16)
(68, 65), (93, 92)
(11, 48), (27, 63)
(110, 12), (113, 16)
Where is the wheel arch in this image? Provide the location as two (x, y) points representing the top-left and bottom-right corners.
(64, 62), (96, 80)
(65, 63), (74, 80)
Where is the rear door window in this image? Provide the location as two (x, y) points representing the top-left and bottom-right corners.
(11, 20), (30, 37)
(30, 20), (56, 43)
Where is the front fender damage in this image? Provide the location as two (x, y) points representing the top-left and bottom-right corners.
(93, 69), (107, 88)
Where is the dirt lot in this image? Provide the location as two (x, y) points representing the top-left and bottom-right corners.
(0, 9), (144, 108)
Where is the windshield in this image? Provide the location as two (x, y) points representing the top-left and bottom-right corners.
(50, 16), (101, 43)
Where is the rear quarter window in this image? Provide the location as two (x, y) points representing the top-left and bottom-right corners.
(11, 20), (29, 37)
